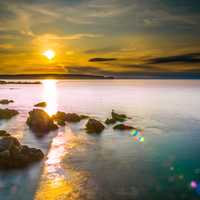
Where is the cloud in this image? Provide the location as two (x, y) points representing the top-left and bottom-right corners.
(89, 57), (117, 62)
(34, 33), (102, 41)
(85, 47), (121, 54)
(0, 44), (14, 49)
(67, 66), (110, 75)
(147, 53), (200, 64)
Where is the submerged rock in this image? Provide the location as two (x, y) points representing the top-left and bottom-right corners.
(0, 133), (44, 169)
(113, 124), (134, 131)
(79, 115), (89, 120)
(65, 113), (82, 122)
(105, 118), (117, 125)
(0, 99), (14, 104)
(34, 102), (47, 108)
(52, 111), (67, 126)
(26, 109), (58, 135)
(52, 111), (89, 125)
(0, 130), (10, 137)
(111, 110), (127, 122)
(105, 110), (128, 125)
(0, 108), (19, 120)
(86, 119), (105, 134)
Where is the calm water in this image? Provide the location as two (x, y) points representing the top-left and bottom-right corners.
(0, 80), (200, 200)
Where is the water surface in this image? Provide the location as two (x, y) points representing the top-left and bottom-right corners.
(0, 80), (200, 200)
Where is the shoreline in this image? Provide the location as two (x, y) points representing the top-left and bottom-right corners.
(0, 74), (114, 80)
(0, 74), (200, 80)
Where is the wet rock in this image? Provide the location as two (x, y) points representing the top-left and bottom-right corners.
(52, 111), (67, 126)
(0, 134), (44, 169)
(0, 108), (19, 120)
(86, 119), (105, 134)
(52, 111), (89, 125)
(0, 130), (10, 137)
(79, 115), (89, 120)
(26, 109), (58, 135)
(34, 102), (47, 108)
(0, 99), (14, 104)
(105, 110), (128, 125)
(113, 124), (134, 131)
(111, 110), (127, 122)
(65, 113), (84, 122)
(105, 118), (117, 125)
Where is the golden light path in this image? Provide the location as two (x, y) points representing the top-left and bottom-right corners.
(42, 80), (58, 116)
(35, 80), (91, 199)
(34, 127), (91, 200)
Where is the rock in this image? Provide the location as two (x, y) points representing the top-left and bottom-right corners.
(113, 124), (134, 131)
(0, 108), (19, 120)
(85, 119), (105, 134)
(0, 136), (20, 152)
(0, 134), (44, 169)
(0, 130), (10, 137)
(104, 110), (128, 125)
(34, 102), (47, 108)
(111, 110), (127, 122)
(26, 109), (58, 135)
(52, 111), (89, 125)
(0, 99), (14, 104)
(105, 118), (116, 125)
(79, 115), (89, 120)
(65, 113), (83, 122)
(52, 111), (67, 125)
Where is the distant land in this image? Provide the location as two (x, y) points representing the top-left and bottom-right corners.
(0, 73), (200, 80)
(0, 74), (114, 80)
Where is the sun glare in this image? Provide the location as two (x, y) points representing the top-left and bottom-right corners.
(43, 49), (55, 60)
(42, 80), (58, 116)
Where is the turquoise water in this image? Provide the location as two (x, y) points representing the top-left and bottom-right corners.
(0, 80), (200, 200)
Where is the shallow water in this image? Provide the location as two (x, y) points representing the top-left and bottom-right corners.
(0, 80), (200, 200)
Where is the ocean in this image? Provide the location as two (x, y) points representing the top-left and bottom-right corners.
(0, 79), (200, 200)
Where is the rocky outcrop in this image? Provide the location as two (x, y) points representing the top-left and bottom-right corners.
(113, 124), (134, 131)
(0, 99), (14, 104)
(85, 119), (105, 134)
(0, 108), (19, 120)
(0, 80), (41, 84)
(0, 132), (44, 169)
(0, 130), (10, 136)
(105, 110), (128, 125)
(34, 102), (47, 108)
(111, 110), (127, 122)
(26, 109), (58, 136)
(52, 111), (89, 125)
(105, 118), (117, 125)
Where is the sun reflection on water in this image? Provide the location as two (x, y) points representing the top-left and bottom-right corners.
(42, 80), (58, 116)
(35, 128), (92, 200)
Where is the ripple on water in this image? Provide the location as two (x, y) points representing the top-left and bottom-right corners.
(34, 127), (95, 200)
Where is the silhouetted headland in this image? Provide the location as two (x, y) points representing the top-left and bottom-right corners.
(0, 74), (114, 80)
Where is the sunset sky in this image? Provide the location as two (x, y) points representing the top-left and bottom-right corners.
(0, 0), (200, 77)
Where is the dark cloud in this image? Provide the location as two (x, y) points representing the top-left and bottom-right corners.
(89, 58), (117, 62)
(0, 3), (16, 21)
(147, 53), (200, 64)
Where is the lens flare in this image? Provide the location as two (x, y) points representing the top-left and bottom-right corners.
(190, 181), (198, 189)
(42, 80), (58, 116)
(130, 129), (144, 143)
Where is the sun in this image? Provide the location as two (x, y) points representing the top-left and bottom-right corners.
(42, 49), (55, 60)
